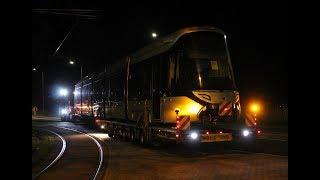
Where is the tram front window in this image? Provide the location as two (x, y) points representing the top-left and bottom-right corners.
(170, 31), (235, 91)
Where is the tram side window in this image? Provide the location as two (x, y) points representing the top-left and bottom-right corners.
(128, 65), (138, 100)
(93, 79), (103, 104)
(110, 72), (124, 102)
(92, 80), (98, 103)
(129, 61), (151, 100)
(104, 75), (110, 100)
(152, 53), (169, 95)
(74, 85), (81, 105)
(140, 62), (152, 100)
(166, 52), (181, 91)
(82, 83), (91, 106)
(81, 84), (87, 106)
(102, 74), (108, 101)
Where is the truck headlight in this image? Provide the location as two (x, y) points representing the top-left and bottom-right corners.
(190, 132), (199, 140)
(242, 129), (250, 137)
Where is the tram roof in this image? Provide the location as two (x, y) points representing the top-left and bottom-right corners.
(129, 26), (225, 64)
(75, 26), (226, 86)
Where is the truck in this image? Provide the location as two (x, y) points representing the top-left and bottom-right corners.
(69, 26), (260, 145)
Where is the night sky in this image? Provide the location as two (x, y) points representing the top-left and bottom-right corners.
(32, 1), (288, 112)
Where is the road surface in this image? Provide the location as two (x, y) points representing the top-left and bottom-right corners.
(32, 120), (288, 180)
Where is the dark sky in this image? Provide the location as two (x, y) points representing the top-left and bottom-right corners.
(32, 0), (288, 111)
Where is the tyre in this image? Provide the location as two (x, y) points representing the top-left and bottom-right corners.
(108, 129), (114, 138)
(130, 129), (135, 142)
(139, 130), (145, 145)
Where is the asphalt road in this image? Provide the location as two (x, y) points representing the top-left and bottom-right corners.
(32, 120), (288, 180)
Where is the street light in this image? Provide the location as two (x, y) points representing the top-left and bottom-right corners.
(151, 32), (157, 38)
(32, 67), (45, 113)
(69, 58), (83, 80)
(59, 88), (68, 97)
(68, 57), (84, 115)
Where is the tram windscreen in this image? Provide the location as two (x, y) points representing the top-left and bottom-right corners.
(170, 31), (235, 90)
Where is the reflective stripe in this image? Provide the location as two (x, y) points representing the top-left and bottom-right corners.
(245, 113), (256, 126)
(219, 101), (233, 116)
(177, 115), (190, 130)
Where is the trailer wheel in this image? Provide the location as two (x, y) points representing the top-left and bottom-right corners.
(108, 128), (114, 138)
(130, 129), (135, 142)
(123, 129), (129, 141)
(114, 128), (119, 137)
(126, 130), (131, 141)
(139, 130), (145, 145)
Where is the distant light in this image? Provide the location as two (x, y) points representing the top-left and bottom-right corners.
(242, 129), (250, 137)
(152, 32), (157, 38)
(100, 125), (105, 129)
(69, 60), (74, 65)
(250, 103), (260, 113)
(258, 130), (261, 134)
(206, 131), (209, 135)
(176, 134), (179, 138)
(59, 88), (68, 97)
(219, 131), (223, 134)
(32, 68), (37, 71)
(60, 108), (68, 115)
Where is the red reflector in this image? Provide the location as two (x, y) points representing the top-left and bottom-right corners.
(254, 122), (257, 125)
(177, 121), (180, 124)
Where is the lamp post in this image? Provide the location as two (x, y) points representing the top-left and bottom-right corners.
(33, 67), (45, 113)
(69, 58), (83, 114)
(151, 32), (158, 38)
(69, 59), (83, 80)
